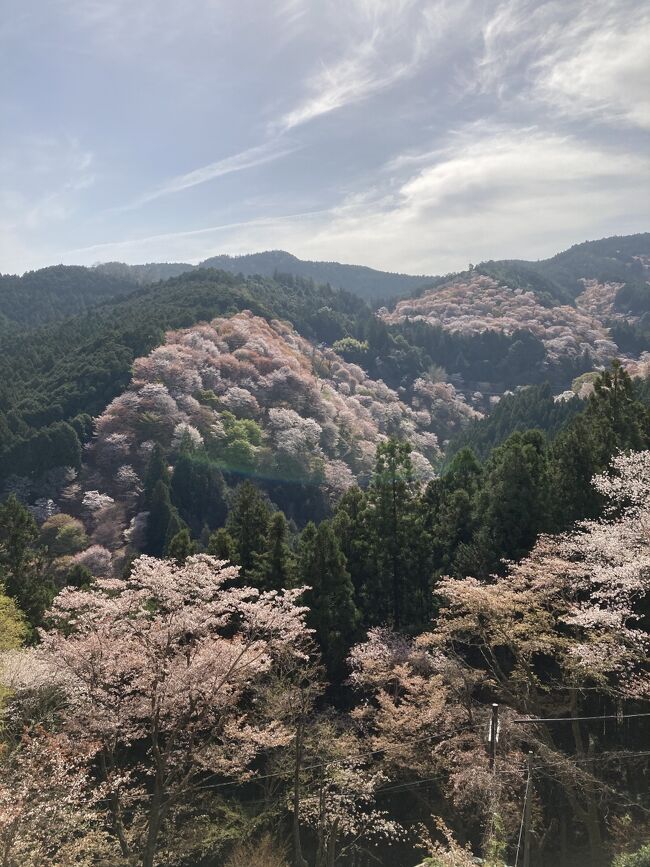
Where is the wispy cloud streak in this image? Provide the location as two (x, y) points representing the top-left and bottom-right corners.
(121, 140), (299, 210)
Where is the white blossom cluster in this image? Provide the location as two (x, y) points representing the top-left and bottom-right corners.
(382, 274), (622, 365)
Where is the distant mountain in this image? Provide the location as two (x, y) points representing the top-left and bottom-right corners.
(95, 261), (195, 284)
(3, 233), (648, 334)
(94, 251), (434, 303)
(197, 250), (434, 303)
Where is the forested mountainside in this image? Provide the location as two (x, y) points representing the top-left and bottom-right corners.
(0, 265), (137, 332)
(97, 250), (434, 303)
(95, 232), (650, 309)
(478, 232), (650, 306)
(1, 237), (650, 866)
(4, 232), (648, 333)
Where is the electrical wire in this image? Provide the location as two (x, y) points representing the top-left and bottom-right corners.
(512, 711), (650, 724)
(514, 763), (531, 867)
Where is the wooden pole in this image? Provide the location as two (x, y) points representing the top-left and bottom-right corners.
(523, 751), (534, 867)
(489, 703), (499, 770)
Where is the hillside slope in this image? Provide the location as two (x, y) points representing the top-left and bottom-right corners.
(0, 265), (138, 331)
(478, 232), (650, 308)
(382, 273), (620, 366)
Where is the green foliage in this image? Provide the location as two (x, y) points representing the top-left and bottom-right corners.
(0, 495), (52, 628)
(614, 845), (650, 867)
(367, 438), (423, 628)
(448, 382), (583, 462)
(143, 444), (171, 508)
(297, 520), (359, 679)
(251, 511), (294, 592)
(0, 264), (137, 328)
(166, 528), (196, 565)
(332, 439), (434, 632)
(145, 480), (183, 557)
(208, 412), (263, 473)
(0, 590), (28, 650)
(470, 429), (549, 576)
(207, 528), (237, 561)
(64, 562), (93, 589)
(39, 513), (88, 556)
(170, 453), (227, 536)
(226, 481), (272, 577)
(550, 361), (650, 527)
(332, 336), (369, 363)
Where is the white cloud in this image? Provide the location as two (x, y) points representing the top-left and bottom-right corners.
(58, 126), (649, 278)
(536, 16), (650, 130)
(121, 140), (299, 210)
(475, 0), (650, 130)
(276, 0), (461, 131)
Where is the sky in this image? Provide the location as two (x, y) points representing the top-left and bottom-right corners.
(1, 0), (649, 276)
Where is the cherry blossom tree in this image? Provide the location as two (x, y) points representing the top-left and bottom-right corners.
(6, 555), (311, 867)
(0, 731), (106, 867)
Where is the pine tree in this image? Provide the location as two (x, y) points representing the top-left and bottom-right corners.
(143, 445), (170, 509)
(472, 429), (549, 576)
(0, 495), (51, 628)
(170, 454), (227, 536)
(297, 521), (358, 680)
(252, 511), (294, 591)
(145, 480), (177, 556)
(226, 481), (271, 576)
(166, 528), (195, 565)
(207, 528), (237, 561)
(366, 438), (422, 629)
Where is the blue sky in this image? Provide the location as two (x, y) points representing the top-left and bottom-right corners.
(2, 0), (649, 275)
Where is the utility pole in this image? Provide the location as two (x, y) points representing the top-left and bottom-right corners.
(523, 751), (534, 867)
(489, 703), (499, 770)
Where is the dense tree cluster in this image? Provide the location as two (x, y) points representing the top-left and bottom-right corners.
(1, 450), (648, 865)
(1, 243), (650, 865)
(383, 274), (621, 366)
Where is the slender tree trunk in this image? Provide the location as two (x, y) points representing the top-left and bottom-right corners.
(391, 475), (400, 628)
(327, 819), (339, 867)
(142, 796), (163, 867)
(98, 749), (130, 858)
(293, 719), (308, 867)
(570, 694), (604, 866)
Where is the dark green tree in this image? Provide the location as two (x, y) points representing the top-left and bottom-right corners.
(252, 511), (294, 592)
(331, 485), (373, 609)
(423, 447), (482, 579)
(145, 480), (178, 557)
(207, 528), (237, 562)
(366, 438), (424, 629)
(143, 444), (170, 509)
(471, 429), (550, 576)
(166, 528), (195, 564)
(297, 520), (359, 680)
(549, 362), (650, 528)
(170, 453), (227, 536)
(226, 481), (271, 577)
(0, 495), (51, 628)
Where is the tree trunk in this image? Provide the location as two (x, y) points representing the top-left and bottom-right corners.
(570, 694), (605, 866)
(293, 719), (308, 867)
(142, 795), (163, 867)
(391, 475), (400, 628)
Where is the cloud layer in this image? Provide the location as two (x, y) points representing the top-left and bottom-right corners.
(1, 0), (648, 274)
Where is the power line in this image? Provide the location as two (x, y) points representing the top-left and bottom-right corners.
(178, 722), (486, 796)
(534, 750), (650, 771)
(513, 711), (650, 724)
